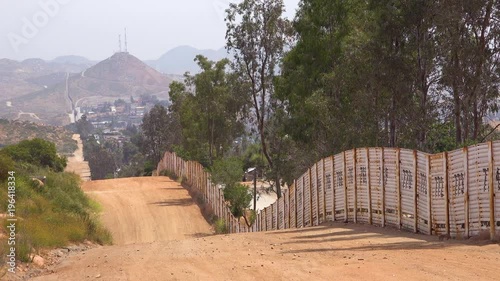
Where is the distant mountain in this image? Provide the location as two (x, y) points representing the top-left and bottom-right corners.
(0, 119), (77, 154)
(1, 52), (172, 126)
(51, 55), (95, 66)
(0, 58), (88, 104)
(147, 46), (230, 75)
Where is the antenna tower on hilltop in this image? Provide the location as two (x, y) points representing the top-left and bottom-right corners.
(118, 35), (122, 53)
(124, 28), (128, 53)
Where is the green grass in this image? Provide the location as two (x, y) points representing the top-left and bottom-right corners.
(0, 165), (112, 263)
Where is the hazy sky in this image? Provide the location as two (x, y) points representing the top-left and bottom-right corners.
(0, 0), (300, 61)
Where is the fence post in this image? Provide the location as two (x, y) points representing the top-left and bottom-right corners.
(343, 151), (348, 222)
(331, 156), (336, 222)
(489, 141), (496, 240)
(366, 148), (372, 225)
(353, 149), (358, 224)
(413, 150), (418, 233)
(302, 175), (306, 226)
(316, 162), (321, 224)
(323, 158), (327, 222)
(463, 147), (470, 238)
(381, 148), (386, 227)
(396, 148), (401, 229)
(444, 152), (450, 236)
(294, 179), (297, 227)
(427, 154), (432, 235)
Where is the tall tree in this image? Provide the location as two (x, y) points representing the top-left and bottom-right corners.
(141, 104), (179, 163)
(437, 0), (500, 144)
(225, 0), (292, 198)
(169, 56), (248, 165)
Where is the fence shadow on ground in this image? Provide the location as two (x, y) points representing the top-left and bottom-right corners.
(150, 198), (194, 207)
(267, 221), (497, 255)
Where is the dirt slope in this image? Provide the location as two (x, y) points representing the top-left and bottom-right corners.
(30, 176), (500, 281)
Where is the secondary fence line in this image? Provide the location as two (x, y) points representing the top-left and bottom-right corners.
(156, 141), (500, 240)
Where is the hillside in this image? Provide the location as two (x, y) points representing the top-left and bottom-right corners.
(147, 46), (229, 75)
(0, 119), (77, 154)
(1, 52), (172, 126)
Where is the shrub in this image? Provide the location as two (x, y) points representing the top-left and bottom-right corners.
(0, 154), (15, 181)
(223, 183), (252, 218)
(1, 138), (67, 172)
(214, 218), (228, 234)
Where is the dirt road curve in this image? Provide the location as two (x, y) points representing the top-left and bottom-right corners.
(83, 177), (212, 245)
(31, 177), (499, 281)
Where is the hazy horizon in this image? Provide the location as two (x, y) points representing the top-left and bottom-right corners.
(0, 0), (300, 62)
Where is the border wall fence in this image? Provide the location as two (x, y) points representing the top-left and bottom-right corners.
(157, 142), (500, 240)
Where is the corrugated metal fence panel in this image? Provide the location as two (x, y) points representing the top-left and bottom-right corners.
(400, 149), (416, 231)
(284, 190), (289, 229)
(267, 206), (273, 231)
(296, 176), (304, 228)
(303, 172), (312, 227)
(416, 151), (430, 235)
(257, 211), (264, 232)
(334, 153), (345, 221)
(368, 148), (384, 226)
(493, 141), (500, 233)
(317, 160), (325, 224)
(311, 164), (318, 226)
(384, 148), (399, 228)
(289, 184), (296, 229)
(430, 153), (447, 235)
(356, 148), (370, 224)
(278, 196), (285, 230)
(345, 150), (355, 222)
(272, 202), (278, 230)
(447, 149), (467, 238)
(468, 143), (491, 236)
(324, 156), (334, 221)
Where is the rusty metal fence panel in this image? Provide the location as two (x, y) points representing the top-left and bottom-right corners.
(356, 148), (370, 224)
(324, 157), (334, 221)
(303, 172), (311, 227)
(311, 164), (318, 226)
(334, 153), (345, 221)
(289, 184), (296, 229)
(284, 190), (289, 229)
(345, 150), (355, 222)
(369, 148), (384, 226)
(317, 160), (325, 224)
(278, 197), (285, 230)
(430, 153), (447, 235)
(448, 149), (467, 238)
(416, 151), (431, 235)
(384, 148), (399, 228)
(400, 149), (416, 232)
(296, 176), (304, 228)
(467, 143), (491, 236)
(493, 141), (500, 235)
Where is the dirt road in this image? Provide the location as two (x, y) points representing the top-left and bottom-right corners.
(31, 176), (500, 281)
(64, 134), (90, 181)
(83, 177), (212, 245)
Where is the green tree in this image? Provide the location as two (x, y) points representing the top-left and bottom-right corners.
(225, 0), (292, 198)
(141, 104), (180, 163)
(169, 56), (248, 165)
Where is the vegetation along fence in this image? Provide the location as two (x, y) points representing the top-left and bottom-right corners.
(157, 141), (500, 240)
